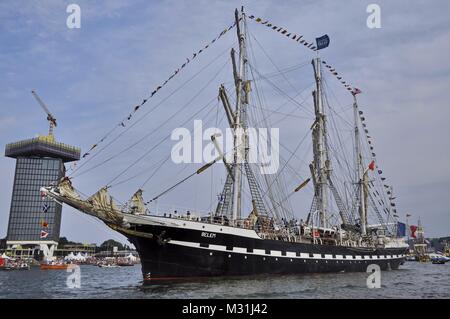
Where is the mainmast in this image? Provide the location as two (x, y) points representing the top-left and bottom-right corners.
(353, 95), (367, 235)
(231, 8), (246, 222)
(311, 58), (329, 228)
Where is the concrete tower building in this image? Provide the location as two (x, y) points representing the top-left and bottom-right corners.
(5, 134), (80, 258)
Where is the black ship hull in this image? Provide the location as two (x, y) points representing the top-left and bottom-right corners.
(119, 216), (408, 284)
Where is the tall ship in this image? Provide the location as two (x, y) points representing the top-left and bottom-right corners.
(41, 8), (408, 283)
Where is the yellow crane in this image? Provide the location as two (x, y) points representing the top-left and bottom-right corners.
(31, 90), (57, 136)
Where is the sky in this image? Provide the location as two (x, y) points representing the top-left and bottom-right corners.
(1, 0), (449, 246)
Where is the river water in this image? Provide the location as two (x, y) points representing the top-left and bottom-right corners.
(0, 261), (449, 298)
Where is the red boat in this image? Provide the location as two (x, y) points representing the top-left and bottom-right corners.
(40, 262), (71, 270)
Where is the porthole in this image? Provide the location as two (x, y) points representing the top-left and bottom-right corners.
(275, 258), (278, 261)
(290, 259), (293, 262)
(263, 257), (266, 261)
(228, 254), (231, 258)
(209, 252), (213, 256)
(244, 256), (247, 259)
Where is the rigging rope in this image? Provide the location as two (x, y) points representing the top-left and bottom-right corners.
(247, 14), (361, 95)
(139, 100), (220, 190)
(245, 32), (293, 220)
(77, 20), (239, 161)
(70, 45), (233, 177)
(73, 58), (230, 181)
(104, 60), (231, 187)
(248, 63), (314, 116)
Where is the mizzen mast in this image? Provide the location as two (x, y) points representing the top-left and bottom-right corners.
(353, 95), (367, 236)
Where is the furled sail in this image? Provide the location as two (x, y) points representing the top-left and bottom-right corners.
(129, 189), (146, 215)
(52, 177), (124, 225)
(59, 177), (81, 200)
(87, 187), (120, 213)
(363, 171), (369, 226)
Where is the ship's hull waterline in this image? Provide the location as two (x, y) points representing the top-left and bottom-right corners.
(118, 216), (407, 284)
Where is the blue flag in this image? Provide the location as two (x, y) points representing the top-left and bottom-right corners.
(397, 222), (406, 237)
(315, 34), (330, 50)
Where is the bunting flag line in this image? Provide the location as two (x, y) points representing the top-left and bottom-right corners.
(358, 106), (398, 214)
(248, 14), (360, 95)
(249, 13), (400, 217)
(248, 14), (317, 51)
(80, 20), (238, 160)
(321, 60), (361, 94)
(40, 230), (49, 239)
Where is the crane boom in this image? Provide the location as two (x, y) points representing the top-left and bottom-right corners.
(31, 90), (57, 136)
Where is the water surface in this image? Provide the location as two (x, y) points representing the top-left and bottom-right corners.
(0, 262), (448, 298)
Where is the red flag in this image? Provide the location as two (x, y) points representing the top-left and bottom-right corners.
(313, 230), (320, 238)
(410, 225), (418, 238)
(368, 160), (375, 171)
(40, 230), (49, 239)
(352, 88), (362, 95)
(41, 220), (48, 228)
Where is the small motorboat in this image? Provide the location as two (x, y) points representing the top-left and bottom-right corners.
(429, 253), (450, 264)
(117, 261), (134, 266)
(40, 262), (71, 270)
(98, 263), (118, 268)
(0, 266), (13, 271)
(0, 261), (30, 270)
(17, 263), (30, 270)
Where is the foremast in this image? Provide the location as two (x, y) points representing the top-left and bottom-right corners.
(231, 8), (246, 222)
(216, 8), (262, 225)
(311, 58), (330, 228)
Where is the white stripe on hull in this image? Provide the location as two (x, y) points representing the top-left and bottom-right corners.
(168, 239), (405, 261)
